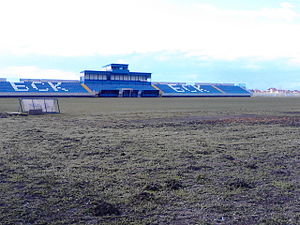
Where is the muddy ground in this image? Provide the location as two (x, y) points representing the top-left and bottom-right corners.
(0, 97), (299, 224)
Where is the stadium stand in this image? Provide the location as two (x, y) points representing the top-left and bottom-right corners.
(0, 63), (251, 98)
(214, 85), (251, 94)
(0, 81), (94, 97)
(82, 64), (159, 97)
(153, 83), (251, 97)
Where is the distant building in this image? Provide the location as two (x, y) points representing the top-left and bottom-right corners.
(251, 88), (300, 96)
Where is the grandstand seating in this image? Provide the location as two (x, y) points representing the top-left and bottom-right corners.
(155, 84), (221, 94)
(0, 82), (14, 92)
(84, 81), (156, 92)
(0, 81), (251, 97)
(85, 81), (159, 97)
(154, 83), (251, 97)
(80, 64), (160, 97)
(214, 85), (250, 94)
(0, 62), (251, 98)
(0, 81), (93, 97)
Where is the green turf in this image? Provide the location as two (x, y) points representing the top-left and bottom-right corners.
(0, 97), (299, 224)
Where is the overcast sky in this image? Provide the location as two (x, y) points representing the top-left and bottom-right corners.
(1, 0), (300, 89)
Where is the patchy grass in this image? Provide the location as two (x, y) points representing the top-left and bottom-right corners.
(0, 97), (300, 224)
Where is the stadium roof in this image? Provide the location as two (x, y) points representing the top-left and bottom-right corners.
(103, 63), (129, 68)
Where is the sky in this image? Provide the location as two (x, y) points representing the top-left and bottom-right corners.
(1, 0), (300, 90)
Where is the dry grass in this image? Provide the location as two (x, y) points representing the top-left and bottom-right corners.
(0, 97), (299, 224)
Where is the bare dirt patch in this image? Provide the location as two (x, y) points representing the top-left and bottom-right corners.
(132, 114), (300, 129)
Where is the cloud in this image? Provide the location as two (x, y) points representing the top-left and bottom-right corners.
(0, 66), (79, 81)
(271, 81), (300, 90)
(182, 74), (200, 83)
(287, 57), (300, 66)
(0, 0), (300, 61)
(280, 2), (293, 9)
(115, 59), (129, 65)
(243, 64), (261, 70)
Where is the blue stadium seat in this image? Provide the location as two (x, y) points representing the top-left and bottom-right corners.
(155, 84), (221, 94)
(84, 81), (157, 92)
(0, 81), (90, 96)
(154, 83), (251, 97)
(215, 85), (250, 94)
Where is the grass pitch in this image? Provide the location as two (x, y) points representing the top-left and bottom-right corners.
(0, 97), (299, 224)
